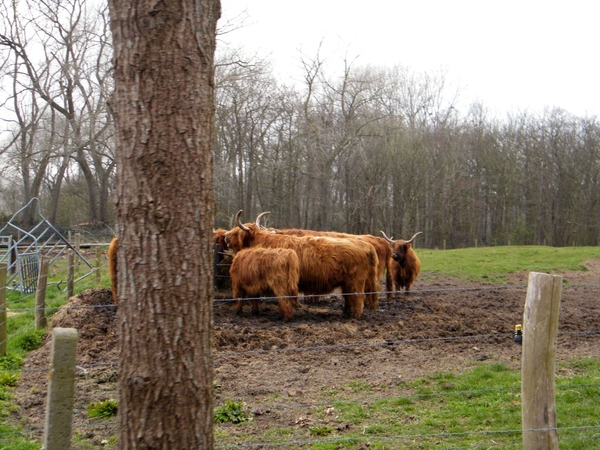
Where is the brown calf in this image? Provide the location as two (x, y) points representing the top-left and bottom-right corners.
(229, 247), (300, 320)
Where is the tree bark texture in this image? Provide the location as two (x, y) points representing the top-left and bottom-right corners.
(109, 0), (221, 448)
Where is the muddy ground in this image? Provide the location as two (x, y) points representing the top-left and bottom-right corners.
(11, 263), (600, 448)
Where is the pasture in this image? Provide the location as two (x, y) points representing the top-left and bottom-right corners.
(4, 246), (600, 448)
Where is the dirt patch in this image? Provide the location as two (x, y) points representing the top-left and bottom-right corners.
(11, 264), (600, 447)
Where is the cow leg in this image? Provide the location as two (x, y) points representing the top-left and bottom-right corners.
(233, 286), (246, 315)
(364, 275), (379, 310)
(275, 298), (293, 320)
(272, 286), (296, 320)
(385, 268), (393, 301)
(250, 299), (260, 314)
(235, 300), (243, 315)
(342, 287), (364, 319)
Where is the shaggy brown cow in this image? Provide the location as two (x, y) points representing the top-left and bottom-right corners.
(214, 228), (233, 290)
(381, 231), (422, 293)
(230, 247), (300, 320)
(225, 211), (378, 319)
(107, 237), (118, 304)
(257, 216), (392, 309)
(214, 228), (228, 252)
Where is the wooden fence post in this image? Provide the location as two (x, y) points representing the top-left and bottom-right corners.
(67, 251), (74, 299)
(521, 271), (562, 450)
(75, 233), (81, 252)
(35, 257), (49, 329)
(0, 263), (7, 357)
(74, 233), (81, 278)
(43, 327), (78, 450)
(95, 247), (101, 285)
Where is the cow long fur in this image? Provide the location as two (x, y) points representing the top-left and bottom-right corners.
(381, 231), (422, 293)
(265, 226), (392, 309)
(214, 228), (233, 290)
(107, 237), (118, 304)
(225, 211), (379, 319)
(229, 247), (300, 320)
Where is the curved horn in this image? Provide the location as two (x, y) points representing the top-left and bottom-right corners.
(255, 211), (271, 228)
(406, 231), (423, 244)
(235, 210), (250, 231)
(380, 231), (394, 243)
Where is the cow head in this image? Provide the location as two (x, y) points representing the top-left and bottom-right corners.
(214, 228), (228, 250)
(381, 231), (422, 263)
(224, 210), (270, 252)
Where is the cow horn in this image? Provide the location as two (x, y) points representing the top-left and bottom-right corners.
(406, 231), (423, 244)
(380, 231), (394, 243)
(256, 211), (271, 228)
(235, 210), (250, 231)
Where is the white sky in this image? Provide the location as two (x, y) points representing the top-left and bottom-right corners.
(218, 0), (600, 118)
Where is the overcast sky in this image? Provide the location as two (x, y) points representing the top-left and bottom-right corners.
(218, 0), (600, 118)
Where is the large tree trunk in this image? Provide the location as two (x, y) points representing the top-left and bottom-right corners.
(109, 0), (220, 448)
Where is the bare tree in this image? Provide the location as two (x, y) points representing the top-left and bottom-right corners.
(0, 0), (114, 226)
(109, 0), (220, 448)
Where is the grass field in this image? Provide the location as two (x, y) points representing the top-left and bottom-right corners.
(1, 245), (599, 449)
(419, 245), (600, 283)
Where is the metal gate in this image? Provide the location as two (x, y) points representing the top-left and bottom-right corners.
(16, 252), (41, 294)
(0, 198), (94, 293)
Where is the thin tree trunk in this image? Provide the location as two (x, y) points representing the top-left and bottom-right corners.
(109, 0), (221, 448)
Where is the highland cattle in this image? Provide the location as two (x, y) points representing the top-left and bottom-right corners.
(381, 231), (422, 293)
(257, 216), (392, 309)
(229, 247), (300, 320)
(225, 211), (378, 319)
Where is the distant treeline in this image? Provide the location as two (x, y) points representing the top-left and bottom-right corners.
(1, 3), (598, 248)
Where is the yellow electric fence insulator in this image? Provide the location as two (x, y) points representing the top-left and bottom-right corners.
(514, 324), (523, 345)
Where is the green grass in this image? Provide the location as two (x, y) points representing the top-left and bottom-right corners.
(214, 358), (600, 449)
(1, 248), (112, 449)
(418, 245), (600, 283)
(214, 399), (253, 424)
(87, 399), (118, 419)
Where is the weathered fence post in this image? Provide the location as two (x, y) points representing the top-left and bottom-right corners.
(521, 271), (562, 450)
(43, 327), (79, 450)
(0, 263), (7, 357)
(74, 233), (81, 278)
(75, 233), (81, 252)
(35, 257), (49, 329)
(67, 251), (75, 299)
(95, 247), (101, 285)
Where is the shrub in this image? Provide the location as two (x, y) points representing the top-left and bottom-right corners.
(87, 399), (118, 419)
(214, 399), (252, 424)
(0, 372), (20, 387)
(0, 354), (22, 371)
(16, 330), (45, 352)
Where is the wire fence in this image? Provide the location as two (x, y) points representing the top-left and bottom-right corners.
(1, 262), (599, 448)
